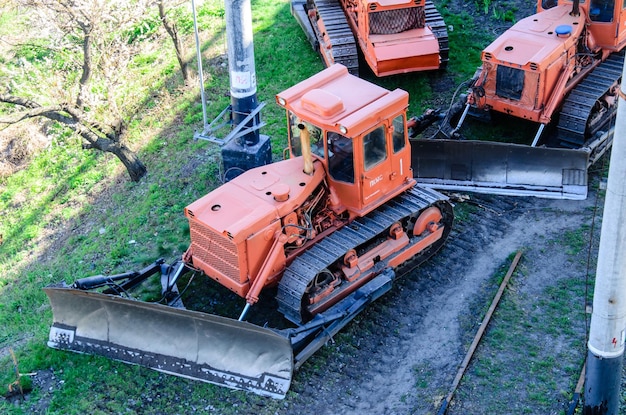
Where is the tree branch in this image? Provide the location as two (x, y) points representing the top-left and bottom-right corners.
(2, 1), (149, 182)
(0, 105), (67, 124)
(0, 94), (42, 110)
(158, 0), (190, 83)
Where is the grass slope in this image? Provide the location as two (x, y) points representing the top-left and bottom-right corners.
(3, 1), (610, 414)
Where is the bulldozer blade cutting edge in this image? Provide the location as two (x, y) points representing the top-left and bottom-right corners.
(411, 139), (590, 200)
(44, 286), (293, 399)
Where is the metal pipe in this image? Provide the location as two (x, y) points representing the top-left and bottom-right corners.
(239, 232), (288, 321)
(531, 123), (546, 147)
(191, 0), (208, 128)
(451, 103), (471, 136)
(298, 123), (314, 175)
(571, 0), (580, 16)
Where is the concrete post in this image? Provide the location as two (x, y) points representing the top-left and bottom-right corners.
(225, 0), (258, 145)
(221, 0), (271, 180)
(583, 61), (626, 415)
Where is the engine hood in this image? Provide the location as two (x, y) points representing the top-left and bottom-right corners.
(185, 157), (325, 244)
(483, 4), (584, 70)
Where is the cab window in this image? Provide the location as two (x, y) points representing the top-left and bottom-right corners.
(541, 0), (558, 8)
(590, 0), (614, 21)
(363, 126), (387, 170)
(328, 132), (354, 183)
(392, 115), (406, 153)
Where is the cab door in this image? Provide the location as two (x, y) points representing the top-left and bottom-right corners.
(360, 124), (393, 207)
(389, 114), (411, 187)
(619, 0), (626, 47)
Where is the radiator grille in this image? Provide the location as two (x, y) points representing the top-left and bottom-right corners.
(369, 7), (425, 34)
(189, 220), (242, 283)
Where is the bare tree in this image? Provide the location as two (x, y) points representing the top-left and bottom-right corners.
(0, 94), (146, 181)
(0, 0), (155, 181)
(157, 0), (191, 84)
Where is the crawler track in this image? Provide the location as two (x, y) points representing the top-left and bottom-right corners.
(276, 186), (453, 324)
(425, 0), (449, 69)
(309, 0), (359, 75)
(557, 52), (624, 149)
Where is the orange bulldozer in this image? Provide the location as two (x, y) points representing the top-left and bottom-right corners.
(44, 64), (454, 398)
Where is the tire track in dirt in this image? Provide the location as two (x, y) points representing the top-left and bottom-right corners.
(286, 192), (599, 414)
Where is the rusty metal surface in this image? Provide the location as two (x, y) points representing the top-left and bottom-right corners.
(411, 139), (590, 200)
(44, 286), (293, 398)
(277, 186), (452, 324)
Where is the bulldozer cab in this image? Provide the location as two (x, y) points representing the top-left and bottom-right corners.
(277, 64), (415, 216)
(285, 109), (413, 215)
(538, 0), (626, 49)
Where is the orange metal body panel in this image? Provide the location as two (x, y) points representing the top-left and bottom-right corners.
(537, 1), (626, 51)
(387, 225), (443, 268)
(276, 64), (415, 216)
(367, 29), (440, 76)
(477, 5), (585, 123)
(184, 157), (326, 296)
(341, 0), (440, 76)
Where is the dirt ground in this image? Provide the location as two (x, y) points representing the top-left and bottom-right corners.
(279, 188), (602, 415)
(275, 1), (607, 414)
(7, 1), (613, 414)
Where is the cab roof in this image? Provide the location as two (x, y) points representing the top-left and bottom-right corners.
(276, 64), (408, 136)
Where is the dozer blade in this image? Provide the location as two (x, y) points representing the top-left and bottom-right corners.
(44, 286), (293, 399)
(411, 139), (590, 200)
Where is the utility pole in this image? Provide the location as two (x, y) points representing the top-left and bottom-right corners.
(583, 62), (626, 414)
(220, 0), (271, 179)
(192, 0), (272, 180)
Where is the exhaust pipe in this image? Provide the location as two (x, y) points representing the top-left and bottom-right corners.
(298, 123), (314, 175)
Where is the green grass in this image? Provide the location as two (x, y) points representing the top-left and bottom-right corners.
(560, 226), (592, 257)
(0, 1), (318, 412)
(0, 1), (549, 413)
(454, 250), (589, 414)
(438, 8), (490, 81)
